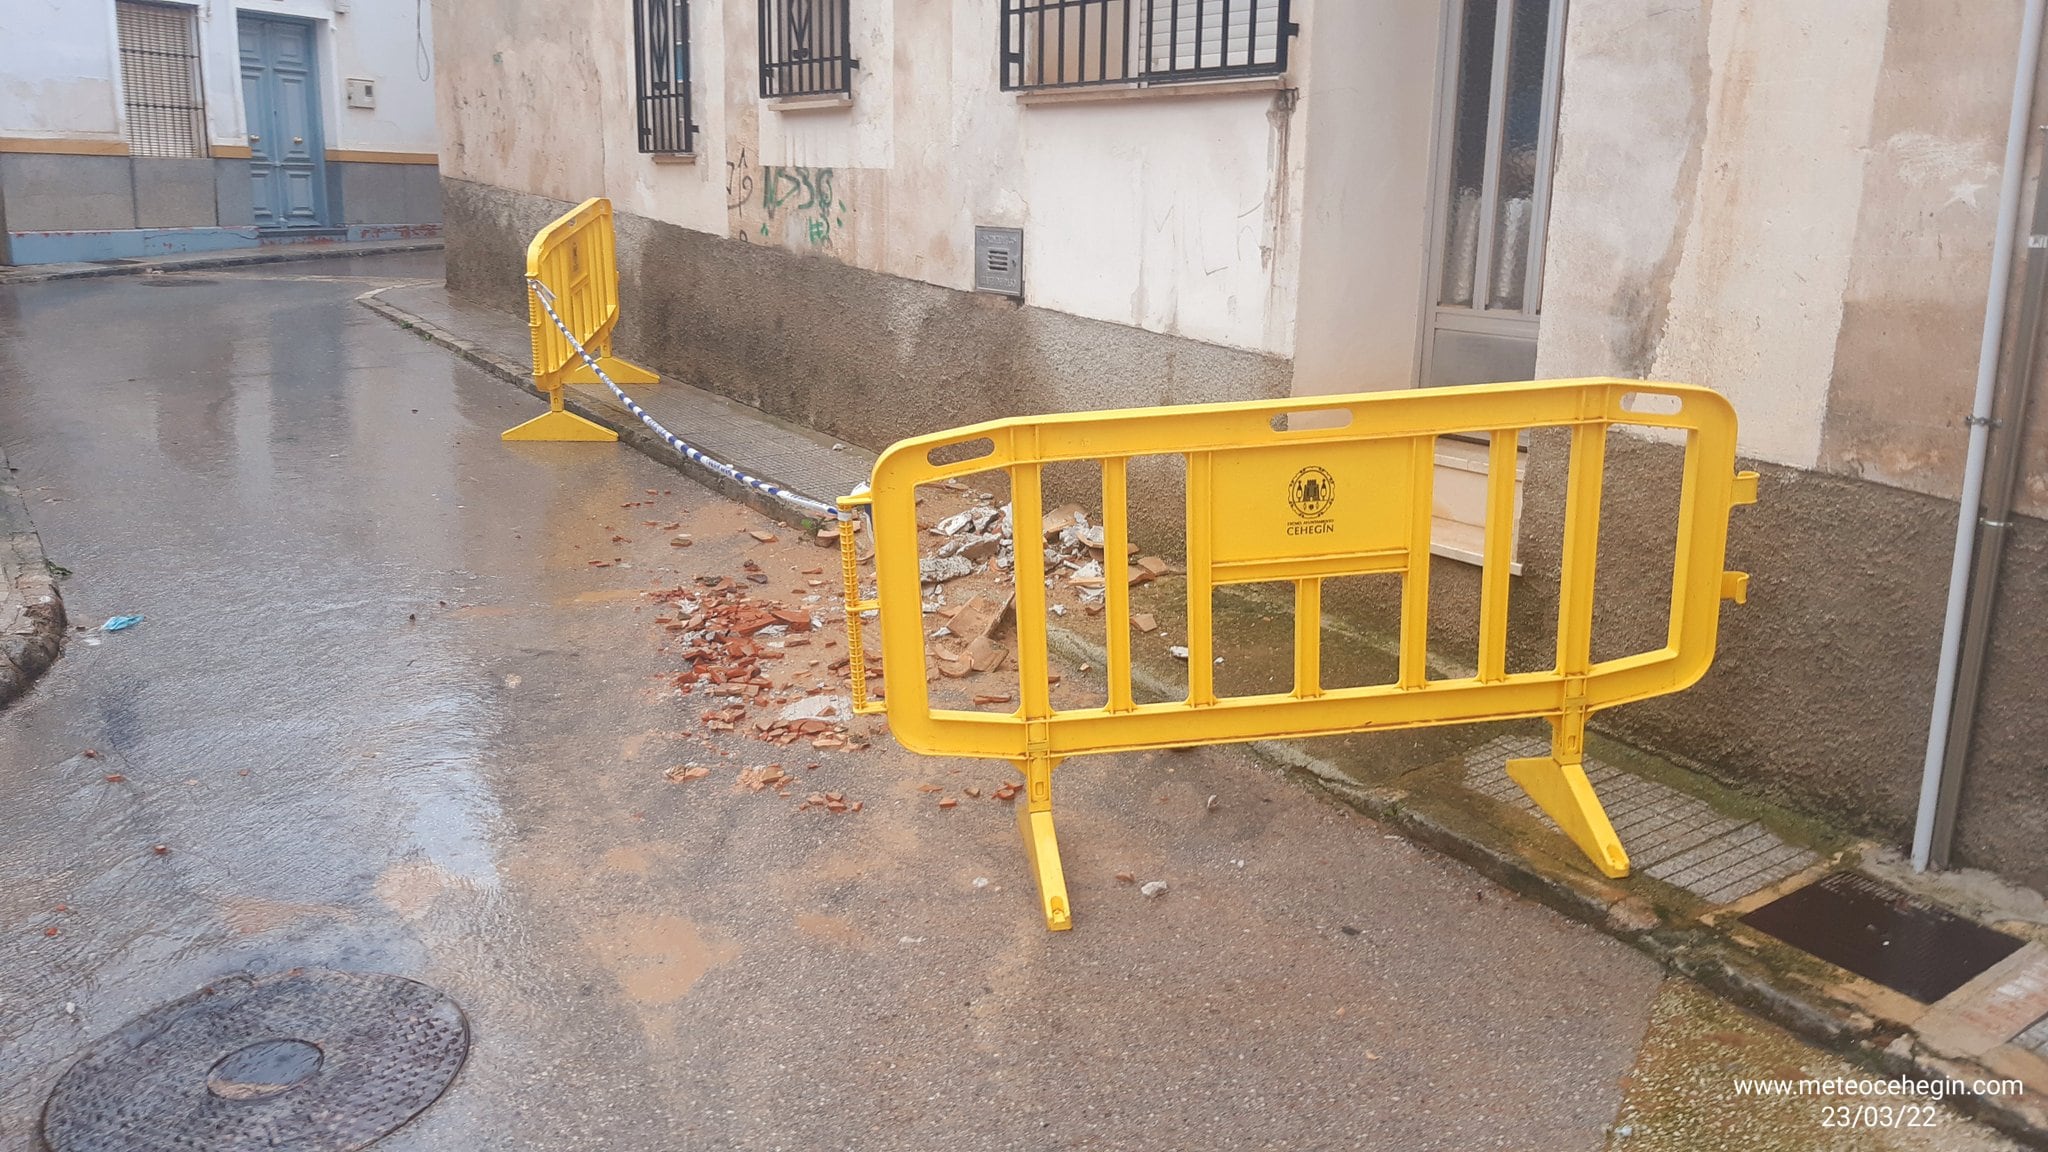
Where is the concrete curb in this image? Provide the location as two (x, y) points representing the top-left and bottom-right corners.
(355, 286), (841, 530)
(364, 281), (2048, 1148)
(0, 239), (444, 286)
(0, 447), (65, 711)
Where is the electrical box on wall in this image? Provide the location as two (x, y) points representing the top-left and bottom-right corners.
(974, 227), (1023, 298)
(346, 78), (376, 109)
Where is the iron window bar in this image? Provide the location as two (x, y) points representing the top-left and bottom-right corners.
(1000, 0), (1296, 93)
(759, 0), (858, 99)
(116, 1), (206, 158)
(634, 0), (697, 153)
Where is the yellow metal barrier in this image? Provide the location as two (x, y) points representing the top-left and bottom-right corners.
(504, 198), (658, 441)
(841, 378), (1757, 931)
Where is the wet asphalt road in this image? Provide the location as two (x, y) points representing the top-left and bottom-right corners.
(0, 256), (1677, 1150)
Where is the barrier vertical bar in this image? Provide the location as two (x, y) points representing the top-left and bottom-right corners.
(1012, 458), (1054, 719)
(1399, 436), (1436, 689)
(1555, 421), (1606, 679)
(1505, 416), (1628, 878)
(1186, 451), (1217, 706)
(1294, 577), (1322, 698)
(1008, 453), (1071, 931)
(1102, 456), (1136, 713)
(1477, 430), (1518, 683)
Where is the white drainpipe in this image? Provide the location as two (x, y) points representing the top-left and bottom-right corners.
(1912, 0), (2048, 872)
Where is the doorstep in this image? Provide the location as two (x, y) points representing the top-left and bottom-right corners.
(0, 234), (444, 285)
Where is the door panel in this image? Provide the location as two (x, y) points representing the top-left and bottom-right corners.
(238, 15), (327, 228)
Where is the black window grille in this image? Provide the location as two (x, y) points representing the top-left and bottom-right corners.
(1000, 0), (1296, 92)
(116, 1), (206, 158)
(759, 0), (857, 98)
(634, 0), (697, 153)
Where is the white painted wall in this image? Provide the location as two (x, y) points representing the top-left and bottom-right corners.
(2, 0), (438, 156)
(438, 0), (1308, 356)
(1290, 0), (1441, 399)
(1536, 0), (1894, 471)
(0, 0), (123, 139)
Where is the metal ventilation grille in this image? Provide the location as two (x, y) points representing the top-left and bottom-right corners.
(975, 226), (1023, 297)
(117, 1), (206, 158)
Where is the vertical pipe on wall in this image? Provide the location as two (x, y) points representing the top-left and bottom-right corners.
(1930, 126), (2048, 866)
(1912, 0), (2047, 872)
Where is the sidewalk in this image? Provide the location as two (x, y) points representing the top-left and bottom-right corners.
(358, 281), (870, 523)
(0, 236), (443, 286)
(361, 276), (2048, 1147)
(0, 442), (64, 709)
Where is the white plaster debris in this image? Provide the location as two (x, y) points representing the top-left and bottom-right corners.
(779, 694), (853, 722)
(1140, 881), (1169, 898)
(920, 555), (975, 583)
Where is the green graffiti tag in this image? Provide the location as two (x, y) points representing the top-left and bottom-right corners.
(760, 166), (839, 246)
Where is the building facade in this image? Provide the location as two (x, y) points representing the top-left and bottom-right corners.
(435, 0), (2048, 888)
(0, 0), (442, 265)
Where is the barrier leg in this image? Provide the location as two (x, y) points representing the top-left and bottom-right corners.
(1016, 755), (1072, 931)
(503, 385), (616, 442)
(1505, 713), (1630, 878)
(562, 354), (658, 387)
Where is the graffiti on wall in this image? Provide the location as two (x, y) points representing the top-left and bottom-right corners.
(725, 145), (755, 212)
(726, 160), (853, 252)
(760, 166), (844, 246)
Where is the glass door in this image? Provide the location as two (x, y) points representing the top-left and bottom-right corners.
(1420, 0), (1566, 388)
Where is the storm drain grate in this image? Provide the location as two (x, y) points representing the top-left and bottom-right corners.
(1459, 734), (1820, 904)
(2015, 1012), (2048, 1055)
(42, 968), (469, 1152)
(1741, 872), (2025, 1004)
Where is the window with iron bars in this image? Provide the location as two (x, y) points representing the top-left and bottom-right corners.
(759, 0), (857, 99)
(116, 0), (206, 158)
(1000, 0), (1296, 92)
(634, 0), (697, 152)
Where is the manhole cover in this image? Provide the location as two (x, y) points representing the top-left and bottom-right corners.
(1741, 871), (2024, 1003)
(41, 968), (468, 1152)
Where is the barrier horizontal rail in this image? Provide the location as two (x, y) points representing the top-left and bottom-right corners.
(844, 378), (1758, 930)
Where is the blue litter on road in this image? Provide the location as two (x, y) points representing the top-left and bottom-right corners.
(101, 615), (144, 632)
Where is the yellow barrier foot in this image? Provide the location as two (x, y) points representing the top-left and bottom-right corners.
(1017, 803), (1073, 931)
(563, 356), (658, 386)
(502, 408), (618, 442)
(1016, 757), (1071, 931)
(1505, 754), (1631, 878)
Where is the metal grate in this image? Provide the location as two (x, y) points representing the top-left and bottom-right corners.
(759, 0), (857, 99)
(117, 1), (206, 158)
(40, 969), (468, 1152)
(974, 226), (1024, 296)
(634, 0), (697, 153)
(1741, 872), (2025, 1004)
(1000, 0), (1296, 92)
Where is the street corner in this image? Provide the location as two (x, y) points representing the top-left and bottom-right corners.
(0, 459), (67, 711)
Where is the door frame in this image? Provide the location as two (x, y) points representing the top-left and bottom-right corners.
(1413, 0), (1570, 389)
(238, 10), (330, 229)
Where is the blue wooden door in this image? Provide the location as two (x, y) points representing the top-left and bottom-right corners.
(239, 16), (327, 228)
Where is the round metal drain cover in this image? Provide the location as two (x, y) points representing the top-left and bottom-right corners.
(42, 968), (468, 1152)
